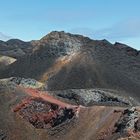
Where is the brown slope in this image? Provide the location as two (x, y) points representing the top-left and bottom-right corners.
(45, 42), (140, 103)
(0, 55), (16, 69)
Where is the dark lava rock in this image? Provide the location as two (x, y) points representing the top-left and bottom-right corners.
(13, 98), (76, 130)
(114, 107), (140, 133)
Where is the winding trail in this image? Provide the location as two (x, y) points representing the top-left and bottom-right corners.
(18, 86), (82, 113)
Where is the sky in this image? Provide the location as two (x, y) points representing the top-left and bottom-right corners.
(0, 0), (140, 50)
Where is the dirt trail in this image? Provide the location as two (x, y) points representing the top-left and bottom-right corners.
(19, 86), (79, 110)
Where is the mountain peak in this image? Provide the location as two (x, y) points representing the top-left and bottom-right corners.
(40, 31), (91, 43)
(40, 31), (66, 41)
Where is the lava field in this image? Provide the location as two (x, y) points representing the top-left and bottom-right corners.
(13, 97), (76, 129)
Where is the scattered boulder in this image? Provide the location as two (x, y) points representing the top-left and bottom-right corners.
(0, 130), (7, 140)
(114, 107), (140, 133)
(0, 77), (44, 89)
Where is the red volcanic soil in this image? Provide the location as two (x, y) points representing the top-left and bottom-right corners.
(13, 97), (76, 129)
(23, 88), (79, 109)
(12, 87), (80, 130)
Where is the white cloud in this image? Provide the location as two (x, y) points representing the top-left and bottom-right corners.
(70, 19), (140, 41)
(0, 32), (12, 41)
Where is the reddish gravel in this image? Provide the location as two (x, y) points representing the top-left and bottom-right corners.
(23, 88), (79, 109)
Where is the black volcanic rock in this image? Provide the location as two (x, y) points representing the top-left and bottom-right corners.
(114, 42), (139, 56)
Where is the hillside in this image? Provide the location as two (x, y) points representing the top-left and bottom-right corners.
(0, 31), (140, 102)
(0, 31), (140, 140)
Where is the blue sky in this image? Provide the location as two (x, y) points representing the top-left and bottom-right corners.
(0, 0), (140, 50)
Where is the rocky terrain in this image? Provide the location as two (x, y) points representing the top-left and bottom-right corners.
(48, 88), (137, 107)
(0, 77), (44, 89)
(0, 31), (140, 140)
